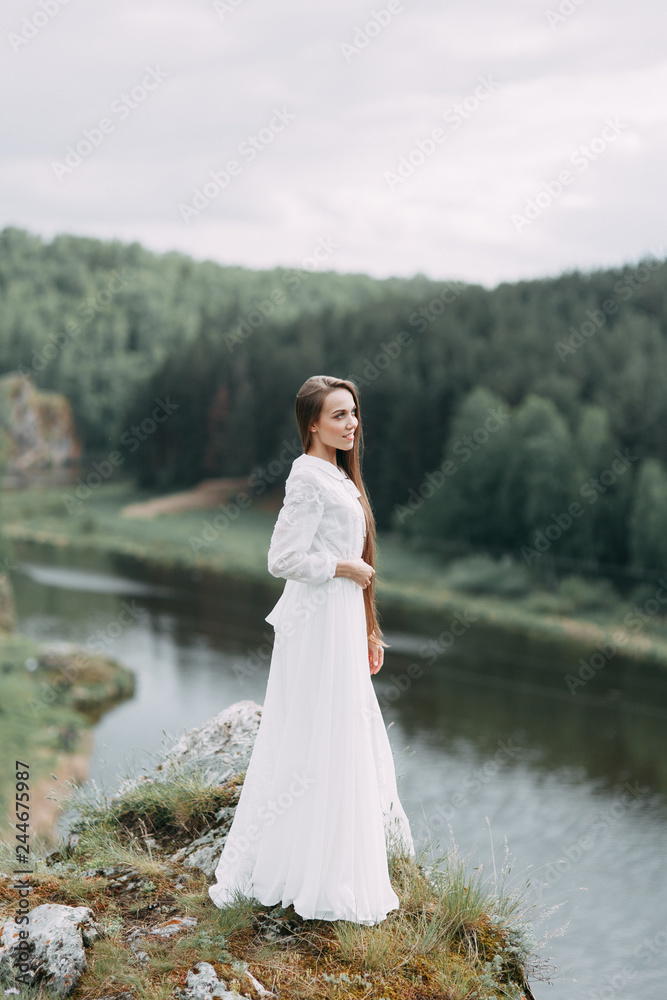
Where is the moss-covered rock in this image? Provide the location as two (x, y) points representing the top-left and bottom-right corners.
(33, 640), (136, 719)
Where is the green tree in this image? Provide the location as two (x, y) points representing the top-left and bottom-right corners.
(393, 386), (512, 551)
(628, 459), (667, 574)
(498, 394), (577, 552)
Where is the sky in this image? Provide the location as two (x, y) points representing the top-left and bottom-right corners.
(1, 0), (665, 288)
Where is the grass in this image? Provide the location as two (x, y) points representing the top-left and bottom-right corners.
(3, 477), (667, 672)
(0, 630), (135, 838)
(0, 478), (276, 581)
(67, 768), (246, 857)
(0, 769), (544, 1000)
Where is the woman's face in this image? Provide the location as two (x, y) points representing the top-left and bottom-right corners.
(311, 388), (358, 452)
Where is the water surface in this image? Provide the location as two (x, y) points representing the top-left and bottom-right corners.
(11, 540), (667, 999)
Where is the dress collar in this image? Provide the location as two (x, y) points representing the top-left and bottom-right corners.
(294, 453), (349, 481)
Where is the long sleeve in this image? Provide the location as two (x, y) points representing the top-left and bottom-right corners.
(267, 475), (338, 585)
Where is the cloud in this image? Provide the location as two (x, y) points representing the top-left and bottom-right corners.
(1, 0), (664, 286)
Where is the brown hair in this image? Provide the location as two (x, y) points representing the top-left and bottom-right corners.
(294, 375), (387, 649)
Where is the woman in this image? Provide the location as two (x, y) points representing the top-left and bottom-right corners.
(208, 375), (414, 924)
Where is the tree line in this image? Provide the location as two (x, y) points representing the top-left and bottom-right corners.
(1, 226), (666, 580)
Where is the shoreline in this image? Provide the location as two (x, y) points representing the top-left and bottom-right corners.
(7, 518), (667, 672)
(0, 630), (135, 846)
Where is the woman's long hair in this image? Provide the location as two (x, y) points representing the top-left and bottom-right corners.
(294, 375), (388, 649)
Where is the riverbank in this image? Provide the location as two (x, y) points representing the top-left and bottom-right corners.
(0, 631), (135, 844)
(3, 478), (667, 670)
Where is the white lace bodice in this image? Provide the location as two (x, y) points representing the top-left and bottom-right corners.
(267, 454), (366, 587)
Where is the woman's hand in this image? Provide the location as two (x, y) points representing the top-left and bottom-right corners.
(368, 639), (384, 674)
(336, 558), (375, 589)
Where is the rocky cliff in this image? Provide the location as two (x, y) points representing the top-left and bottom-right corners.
(0, 373), (81, 481)
(0, 701), (539, 999)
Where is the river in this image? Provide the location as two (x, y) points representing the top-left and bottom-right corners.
(10, 539), (667, 1000)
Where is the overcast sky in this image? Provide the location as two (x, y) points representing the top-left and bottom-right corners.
(2, 0), (664, 287)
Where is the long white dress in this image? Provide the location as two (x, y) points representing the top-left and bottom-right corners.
(208, 452), (414, 924)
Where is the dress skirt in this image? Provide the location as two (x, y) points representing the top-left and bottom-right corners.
(208, 574), (415, 925)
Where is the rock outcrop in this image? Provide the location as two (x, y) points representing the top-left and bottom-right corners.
(0, 701), (536, 998)
(0, 903), (99, 996)
(115, 700), (262, 877)
(117, 699), (261, 793)
(0, 703), (266, 995)
(0, 373), (81, 482)
(173, 961), (240, 999)
(31, 639), (136, 716)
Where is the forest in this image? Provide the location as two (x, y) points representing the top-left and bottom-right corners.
(1, 225), (666, 584)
